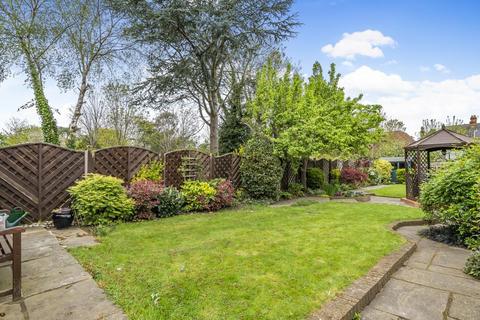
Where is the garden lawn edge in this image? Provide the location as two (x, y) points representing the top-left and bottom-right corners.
(309, 219), (427, 320)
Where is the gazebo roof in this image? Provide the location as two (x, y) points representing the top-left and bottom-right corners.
(405, 127), (473, 151)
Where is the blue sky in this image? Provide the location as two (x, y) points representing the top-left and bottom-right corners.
(2, 0), (480, 135)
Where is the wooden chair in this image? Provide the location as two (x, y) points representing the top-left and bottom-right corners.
(0, 227), (25, 301)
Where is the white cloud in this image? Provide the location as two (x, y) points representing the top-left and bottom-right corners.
(340, 66), (480, 135)
(321, 29), (395, 60)
(433, 63), (450, 74)
(342, 61), (354, 67)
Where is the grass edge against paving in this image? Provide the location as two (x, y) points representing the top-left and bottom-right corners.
(371, 184), (406, 198)
(70, 202), (421, 320)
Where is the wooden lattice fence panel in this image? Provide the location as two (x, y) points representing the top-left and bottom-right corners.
(213, 153), (241, 187)
(38, 144), (85, 219)
(0, 143), (85, 221)
(93, 147), (159, 182)
(164, 150), (213, 188)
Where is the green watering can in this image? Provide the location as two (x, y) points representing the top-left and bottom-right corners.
(0, 207), (28, 228)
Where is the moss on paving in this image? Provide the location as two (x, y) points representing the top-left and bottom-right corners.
(71, 202), (421, 320)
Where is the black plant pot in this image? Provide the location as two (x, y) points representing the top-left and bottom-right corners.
(52, 208), (74, 229)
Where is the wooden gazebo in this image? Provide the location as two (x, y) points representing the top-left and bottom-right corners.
(404, 127), (473, 200)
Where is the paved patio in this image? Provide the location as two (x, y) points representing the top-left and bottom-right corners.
(0, 228), (126, 320)
(362, 226), (480, 320)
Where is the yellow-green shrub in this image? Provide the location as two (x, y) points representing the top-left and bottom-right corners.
(132, 160), (164, 182)
(181, 180), (217, 211)
(68, 174), (134, 225)
(372, 159), (393, 184)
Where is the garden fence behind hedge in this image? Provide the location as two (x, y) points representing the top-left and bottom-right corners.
(0, 143), (240, 221)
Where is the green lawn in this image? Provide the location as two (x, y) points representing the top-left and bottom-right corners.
(371, 184), (406, 198)
(71, 202), (421, 320)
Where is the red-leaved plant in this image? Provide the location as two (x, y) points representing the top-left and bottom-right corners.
(127, 180), (164, 220)
(207, 179), (235, 211)
(340, 167), (368, 187)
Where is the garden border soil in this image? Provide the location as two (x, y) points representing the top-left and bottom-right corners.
(309, 219), (427, 320)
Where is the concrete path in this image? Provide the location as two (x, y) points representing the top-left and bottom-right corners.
(0, 228), (126, 320)
(271, 195), (409, 207)
(362, 226), (480, 320)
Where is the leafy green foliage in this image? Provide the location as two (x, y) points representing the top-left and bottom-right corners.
(287, 183), (304, 197)
(371, 159), (393, 184)
(240, 133), (282, 200)
(248, 59), (383, 162)
(219, 99), (250, 154)
(181, 179), (234, 212)
(306, 168), (324, 190)
(68, 174), (134, 225)
(132, 160), (164, 182)
(181, 181), (217, 212)
(420, 146), (480, 249)
(396, 168), (406, 184)
(330, 168), (341, 183)
(464, 251), (480, 279)
(323, 183), (340, 197)
(157, 187), (184, 218)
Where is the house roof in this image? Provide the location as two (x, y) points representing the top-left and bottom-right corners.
(405, 127), (473, 151)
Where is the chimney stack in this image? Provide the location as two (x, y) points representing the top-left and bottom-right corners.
(470, 115), (477, 126)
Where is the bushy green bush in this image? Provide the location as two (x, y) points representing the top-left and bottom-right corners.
(68, 174), (134, 225)
(330, 168), (341, 183)
(240, 134), (282, 200)
(420, 146), (480, 249)
(372, 159), (393, 184)
(464, 251), (480, 279)
(180, 179), (235, 212)
(157, 187), (184, 218)
(396, 168), (406, 184)
(306, 168), (324, 189)
(132, 160), (163, 182)
(288, 183), (304, 197)
(181, 180), (217, 211)
(324, 183), (340, 196)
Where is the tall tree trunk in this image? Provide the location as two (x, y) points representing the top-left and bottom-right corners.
(66, 71), (89, 148)
(210, 111), (219, 154)
(301, 158), (308, 190)
(25, 53), (59, 145)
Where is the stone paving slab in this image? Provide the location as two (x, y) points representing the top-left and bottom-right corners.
(0, 228), (125, 320)
(362, 226), (480, 320)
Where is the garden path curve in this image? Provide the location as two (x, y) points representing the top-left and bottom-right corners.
(362, 226), (480, 320)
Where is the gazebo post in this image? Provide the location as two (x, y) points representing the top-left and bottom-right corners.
(427, 150), (431, 170)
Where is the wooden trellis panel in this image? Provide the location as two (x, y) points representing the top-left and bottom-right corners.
(0, 143), (85, 221)
(213, 153), (241, 187)
(93, 147), (159, 182)
(164, 150), (213, 188)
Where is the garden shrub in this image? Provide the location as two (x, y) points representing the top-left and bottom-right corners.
(324, 183), (340, 196)
(127, 180), (164, 220)
(340, 167), (368, 187)
(132, 160), (163, 182)
(372, 159), (393, 184)
(181, 180), (217, 211)
(464, 251), (480, 279)
(396, 168), (406, 184)
(306, 168), (324, 189)
(420, 145), (480, 249)
(288, 183), (305, 197)
(330, 168), (341, 183)
(240, 134), (282, 200)
(157, 187), (184, 218)
(207, 179), (235, 211)
(68, 174), (134, 225)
